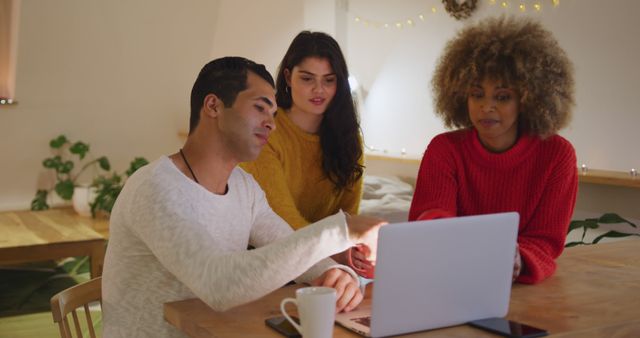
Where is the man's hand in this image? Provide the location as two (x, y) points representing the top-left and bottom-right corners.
(345, 214), (387, 262)
(513, 244), (522, 282)
(311, 268), (362, 313)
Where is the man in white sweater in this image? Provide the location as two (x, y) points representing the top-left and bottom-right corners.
(102, 57), (384, 337)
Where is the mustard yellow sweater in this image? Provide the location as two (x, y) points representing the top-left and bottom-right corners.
(241, 108), (363, 230)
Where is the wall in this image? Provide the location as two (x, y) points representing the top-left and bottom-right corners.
(0, 0), (313, 211)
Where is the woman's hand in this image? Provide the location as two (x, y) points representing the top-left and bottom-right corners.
(347, 245), (375, 278)
(513, 244), (522, 282)
(345, 214), (387, 262)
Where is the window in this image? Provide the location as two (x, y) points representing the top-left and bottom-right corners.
(0, 0), (19, 105)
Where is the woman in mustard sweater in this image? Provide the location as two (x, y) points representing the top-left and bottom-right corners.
(241, 31), (368, 272)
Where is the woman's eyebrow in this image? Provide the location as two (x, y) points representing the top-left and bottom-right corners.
(298, 70), (336, 77)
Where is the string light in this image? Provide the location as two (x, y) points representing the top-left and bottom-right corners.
(350, 1), (560, 30)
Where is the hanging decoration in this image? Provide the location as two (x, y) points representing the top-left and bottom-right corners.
(442, 0), (478, 20)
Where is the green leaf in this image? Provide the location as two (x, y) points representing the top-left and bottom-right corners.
(568, 220), (586, 233)
(61, 256), (90, 276)
(598, 213), (637, 228)
(42, 157), (58, 169)
(126, 157), (149, 176)
(97, 156), (111, 171)
(564, 241), (584, 248)
(49, 135), (68, 149)
(583, 219), (599, 229)
(90, 182), (123, 216)
(569, 219), (599, 233)
(69, 141), (90, 160)
(592, 231), (639, 244)
(59, 160), (74, 174)
(55, 179), (75, 200)
(30, 190), (50, 210)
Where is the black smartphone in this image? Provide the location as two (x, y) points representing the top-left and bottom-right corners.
(265, 315), (301, 338)
(468, 317), (548, 338)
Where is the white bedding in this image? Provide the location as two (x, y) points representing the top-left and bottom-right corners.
(359, 175), (414, 223)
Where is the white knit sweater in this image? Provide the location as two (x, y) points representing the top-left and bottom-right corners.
(102, 156), (355, 337)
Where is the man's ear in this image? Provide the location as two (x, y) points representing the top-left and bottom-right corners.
(284, 69), (292, 87)
(203, 94), (224, 118)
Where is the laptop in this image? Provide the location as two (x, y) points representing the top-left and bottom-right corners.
(335, 212), (519, 337)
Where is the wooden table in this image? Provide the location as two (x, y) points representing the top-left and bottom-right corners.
(0, 208), (108, 278)
(164, 240), (640, 337)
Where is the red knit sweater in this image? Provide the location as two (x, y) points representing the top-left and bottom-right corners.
(409, 129), (578, 284)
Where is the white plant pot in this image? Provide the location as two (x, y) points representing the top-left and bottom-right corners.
(72, 186), (96, 217)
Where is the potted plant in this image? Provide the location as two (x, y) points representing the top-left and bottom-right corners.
(566, 213), (638, 247)
(89, 157), (148, 217)
(31, 135), (110, 212)
(31, 134), (148, 217)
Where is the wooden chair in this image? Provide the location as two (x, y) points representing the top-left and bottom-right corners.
(50, 277), (102, 338)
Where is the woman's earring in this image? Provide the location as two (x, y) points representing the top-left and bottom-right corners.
(285, 86), (290, 95)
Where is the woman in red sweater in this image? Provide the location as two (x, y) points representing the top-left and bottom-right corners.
(409, 17), (577, 284)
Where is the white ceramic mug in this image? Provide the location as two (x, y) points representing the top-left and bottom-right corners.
(280, 286), (337, 338)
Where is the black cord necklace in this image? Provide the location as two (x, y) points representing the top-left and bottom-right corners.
(179, 149), (199, 184)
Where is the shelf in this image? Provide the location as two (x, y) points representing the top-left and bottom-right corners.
(365, 153), (640, 190)
(365, 152), (421, 164)
(578, 169), (640, 189)
(0, 99), (17, 106)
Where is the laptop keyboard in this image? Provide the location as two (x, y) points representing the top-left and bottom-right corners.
(352, 316), (371, 327)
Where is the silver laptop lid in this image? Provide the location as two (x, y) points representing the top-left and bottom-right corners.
(370, 212), (519, 337)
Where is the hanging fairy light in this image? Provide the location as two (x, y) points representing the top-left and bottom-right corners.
(350, 0), (561, 30)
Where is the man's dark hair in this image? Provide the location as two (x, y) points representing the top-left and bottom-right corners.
(189, 57), (275, 134)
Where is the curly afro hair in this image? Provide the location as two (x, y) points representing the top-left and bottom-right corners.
(432, 16), (574, 137)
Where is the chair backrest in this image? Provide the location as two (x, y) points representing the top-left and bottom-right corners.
(50, 277), (102, 338)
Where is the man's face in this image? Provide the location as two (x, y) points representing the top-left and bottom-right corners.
(217, 71), (277, 162)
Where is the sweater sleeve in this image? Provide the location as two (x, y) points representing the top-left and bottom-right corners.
(241, 143), (310, 229)
(130, 181), (354, 312)
(248, 184), (353, 284)
(409, 135), (459, 221)
(516, 142), (578, 284)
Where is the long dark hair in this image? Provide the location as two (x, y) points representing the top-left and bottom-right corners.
(276, 31), (363, 190)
